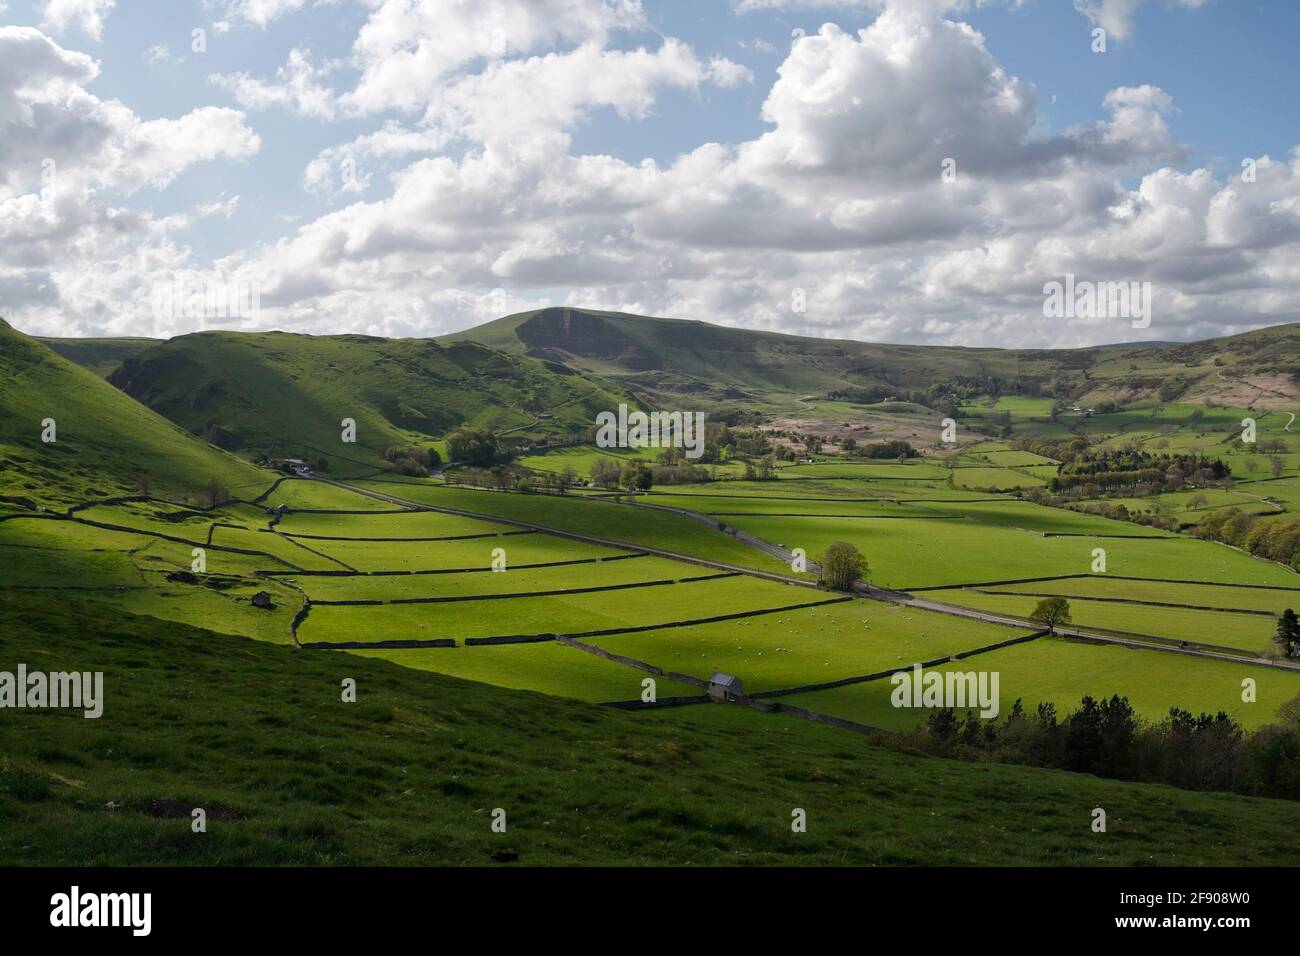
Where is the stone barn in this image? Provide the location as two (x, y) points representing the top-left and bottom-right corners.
(708, 672), (743, 702)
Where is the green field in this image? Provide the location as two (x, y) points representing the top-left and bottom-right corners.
(587, 599), (1021, 693)
(350, 479), (798, 574)
(715, 512), (1297, 589)
(787, 636), (1300, 731)
(951, 467), (1046, 490)
(930, 589), (1277, 654)
(298, 575), (828, 645)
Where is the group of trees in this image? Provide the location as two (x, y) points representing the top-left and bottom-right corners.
(382, 445), (441, 477)
(914, 694), (1300, 800)
(1197, 508), (1300, 571)
(590, 457), (653, 492)
(1049, 449), (1231, 496)
(445, 427), (500, 467)
(859, 440), (918, 460)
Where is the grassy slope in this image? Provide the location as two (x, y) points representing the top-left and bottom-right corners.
(6, 595), (1300, 866)
(37, 336), (157, 378)
(353, 478), (800, 575)
(0, 320), (268, 508)
(106, 330), (634, 469)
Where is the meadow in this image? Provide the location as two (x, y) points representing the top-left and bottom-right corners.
(786, 636), (1300, 732)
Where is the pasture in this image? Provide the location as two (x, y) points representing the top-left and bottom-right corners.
(786, 636), (1300, 731)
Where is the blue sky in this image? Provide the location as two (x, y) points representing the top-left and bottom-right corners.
(3, 0), (1299, 347)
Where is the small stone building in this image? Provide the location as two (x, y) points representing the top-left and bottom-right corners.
(251, 591), (273, 609)
(708, 672), (743, 702)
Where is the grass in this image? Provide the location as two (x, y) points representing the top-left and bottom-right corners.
(297, 575), (825, 645)
(103, 330), (634, 469)
(0, 320), (268, 509)
(348, 644), (700, 702)
(785, 636), (1300, 732)
(984, 577), (1300, 614)
(586, 598), (1021, 693)
(299, 532), (628, 573)
(716, 513), (1300, 589)
(929, 589), (1277, 654)
(12, 598), (1300, 866)
(290, 555), (689, 602)
(351, 479), (796, 574)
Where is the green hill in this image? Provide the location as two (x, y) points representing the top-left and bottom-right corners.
(106, 331), (634, 470)
(37, 335), (157, 379)
(5, 592), (1300, 866)
(444, 307), (1300, 410)
(0, 319), (266, 508)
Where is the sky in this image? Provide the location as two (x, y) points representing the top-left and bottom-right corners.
(2, 0), (1299, 348)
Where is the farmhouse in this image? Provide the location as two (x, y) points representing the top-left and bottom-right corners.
(708, 672), (744, 702)
(269, 458), (313, 476)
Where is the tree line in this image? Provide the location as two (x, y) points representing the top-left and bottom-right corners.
(910, 693), (1300, 800)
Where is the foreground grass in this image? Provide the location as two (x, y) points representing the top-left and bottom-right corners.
(5, 597), (1300, 865)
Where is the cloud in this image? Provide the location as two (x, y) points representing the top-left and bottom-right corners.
(6, 0), (1294, 350)
(39, 0), (116, 41)
(211, 48), (341, 120)
(192, 0), (1295, 348)
(1072, 0), (1209, 42)
(346, 0), (647, 114)
(0, 27), (261, 337)
(223, 0), (319, 28)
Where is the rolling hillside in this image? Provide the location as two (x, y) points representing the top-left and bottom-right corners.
(6, 593), (1300, 866)
(37, 335), (157, 379)
(444, 307), (1300, 410)
(105, 330), (635, 469)
(0, 319), (266, 508)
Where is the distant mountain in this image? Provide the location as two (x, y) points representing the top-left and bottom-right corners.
(0, 319), (264, 507)
(105, 330), (634, 469)
(444, 307), (1300, 409)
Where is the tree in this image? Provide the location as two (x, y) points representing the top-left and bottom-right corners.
(817, 541), (868, 592)
(1276, 609), (1300, 659)
(1270, 455), (1285, 479)
(1030, 596), (1071, 634)
(590, 457), (621, 490)
(446, 428), (499, 467)
(198, 478), (229, 509)
(620, 458), (652, 492)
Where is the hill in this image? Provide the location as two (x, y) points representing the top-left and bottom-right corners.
(0, 319), (266, 508)
(105, 330), (635, 470)
(444, 307), (1300, 411)
(5, 592), (1300, 866)
(37, 335), (157, 379)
